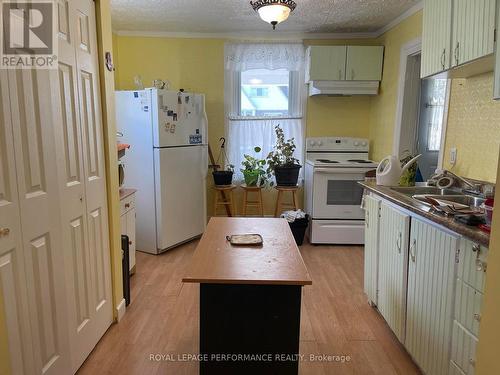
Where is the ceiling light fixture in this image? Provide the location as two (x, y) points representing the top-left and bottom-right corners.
(250, 0), (297, 30)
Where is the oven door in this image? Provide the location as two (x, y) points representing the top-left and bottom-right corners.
(312, 168), (366, 219)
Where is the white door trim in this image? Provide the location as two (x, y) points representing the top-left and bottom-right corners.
(393, 37), (422, 157)
(393, 37), (451, 171)
(437, 80), (452, 169)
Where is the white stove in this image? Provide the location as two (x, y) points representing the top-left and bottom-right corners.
(304, 137), (378, 245)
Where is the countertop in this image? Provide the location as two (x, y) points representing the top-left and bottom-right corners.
(119, 188), (137, 201)
(360, 181), (490, 247)
(183, 217), (312, 286)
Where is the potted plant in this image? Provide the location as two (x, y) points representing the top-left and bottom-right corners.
(212, 137), (234, 186)
(399, 151), (419, 187)
(241, 147), (268, 187)
(266, 125), (301, 186)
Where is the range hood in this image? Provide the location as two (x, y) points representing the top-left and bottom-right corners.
(308, 81), (380, 96)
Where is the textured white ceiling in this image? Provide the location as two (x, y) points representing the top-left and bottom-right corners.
(111, 0), (421, 34)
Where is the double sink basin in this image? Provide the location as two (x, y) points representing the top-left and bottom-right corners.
(390, 186), (486, 210)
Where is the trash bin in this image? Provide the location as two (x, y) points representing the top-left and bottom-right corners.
(289, 214), (309, 246)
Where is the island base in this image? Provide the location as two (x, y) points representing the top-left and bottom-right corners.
(200, 283), (302, 375)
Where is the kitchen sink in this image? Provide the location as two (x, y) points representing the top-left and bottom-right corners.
(390, 186), (463, 196)
(412, 194), (486, 208)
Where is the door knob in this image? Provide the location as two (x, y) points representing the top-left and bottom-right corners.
(0, 228), (10, 236)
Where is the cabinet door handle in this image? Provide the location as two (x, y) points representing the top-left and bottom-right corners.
(0, 228), (10, 237)
(129, 240), (132, 245)
(409, 239), (416, 262)
(454, 42), (460, 66)
(473, 313), (481, 322)
(476, 259), (487, 272)
(125, 203), (130, 209)
(365, 210), (369, 228)
(396, 231), (402, 254)
(441, 49), (446, 70)
(472, 244), (480, 253)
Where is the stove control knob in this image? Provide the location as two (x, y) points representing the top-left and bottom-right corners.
(310, 140), (317, 147)
(362, 141), (368, 147)
(354, 141), (360, 146)
(318, 141), (323, 146)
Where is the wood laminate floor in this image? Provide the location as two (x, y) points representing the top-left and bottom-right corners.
(78, 240), (421, 375)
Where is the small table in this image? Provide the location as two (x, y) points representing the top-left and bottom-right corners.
(213, 184), (237, 217)
(183, 218), (312, 375)
(240, 184), (264, 216)
(274, 185), (299, 217)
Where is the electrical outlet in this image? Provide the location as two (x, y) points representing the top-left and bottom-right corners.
(450, 147), (457, 165)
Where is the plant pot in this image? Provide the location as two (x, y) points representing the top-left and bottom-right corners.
(275, 164), (301, 186)
(243, 170), (261, 186)
(212, 171), (233, 186)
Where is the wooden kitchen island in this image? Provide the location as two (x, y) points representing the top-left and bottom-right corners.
(183, 217), (312, 375)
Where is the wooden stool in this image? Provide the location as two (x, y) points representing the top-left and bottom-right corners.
(274, 186), (299, 217)
(241, 184), (264, 217)
(214, 185), (237, 217)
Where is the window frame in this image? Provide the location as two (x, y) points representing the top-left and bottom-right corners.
(235, 69), (301, 120)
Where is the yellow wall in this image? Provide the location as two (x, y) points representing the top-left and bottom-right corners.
(442, 73), (500, 182)
(96, 0), (123, 317)
(476, 151), (500, 374)
(369, 11), (423, 161)
(111, 35), (383, 215)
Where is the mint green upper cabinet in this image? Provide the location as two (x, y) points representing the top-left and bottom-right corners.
(306, 46), (347, 81)
(346, 46), (384, 81)
(452, 0), (496, 67)
(421, 0), (452, 78)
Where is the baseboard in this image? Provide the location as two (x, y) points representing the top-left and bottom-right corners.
(116, 298), (126, 322)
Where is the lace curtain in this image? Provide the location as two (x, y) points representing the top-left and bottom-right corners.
(225, 43), (305, 72)
(224, 43), (306, 182)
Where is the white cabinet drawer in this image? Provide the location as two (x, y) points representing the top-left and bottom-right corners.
(451, 321), (478, 375)
(455, 280), (483, 337)
(120, 193), (135, 216)
(458, 239), (488, 292)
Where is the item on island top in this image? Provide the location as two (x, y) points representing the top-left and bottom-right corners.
(226, 234), (263, 246)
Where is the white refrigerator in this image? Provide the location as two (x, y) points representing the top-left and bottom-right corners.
(116, 89), (208, 254)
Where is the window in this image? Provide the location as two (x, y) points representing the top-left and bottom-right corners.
(225, 43), (305, 182)
(240, 68), (290, 117)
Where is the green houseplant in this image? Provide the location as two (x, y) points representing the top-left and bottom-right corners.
(241, 147), (268, 187)
(399, 151), (419, 187)
(266, 125), (301, 186)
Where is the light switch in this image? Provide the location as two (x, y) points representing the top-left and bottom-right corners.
(450, 147), (457, 165)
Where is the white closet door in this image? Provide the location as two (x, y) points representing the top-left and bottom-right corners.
(0, 71), (36, 375)
(7, 67), (71, 374)
(55, 0), (113, 372)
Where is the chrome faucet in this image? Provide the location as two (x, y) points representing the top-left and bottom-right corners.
(441, 170), (483, 195)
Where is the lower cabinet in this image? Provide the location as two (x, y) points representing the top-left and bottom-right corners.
(120, 192), (137, 274)
(450, 238), (488, 375)
(378, 202), (410, 343)
(406, 218), (459, 375)
(363, 194), (381, 305)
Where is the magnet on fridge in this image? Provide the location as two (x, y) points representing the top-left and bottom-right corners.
(173, 113), (178, 121)
(167, 110), (174, 116)
(185, 96), (190, 104)
(164, 122), (171, 131)
(170, 124), (176, 133)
